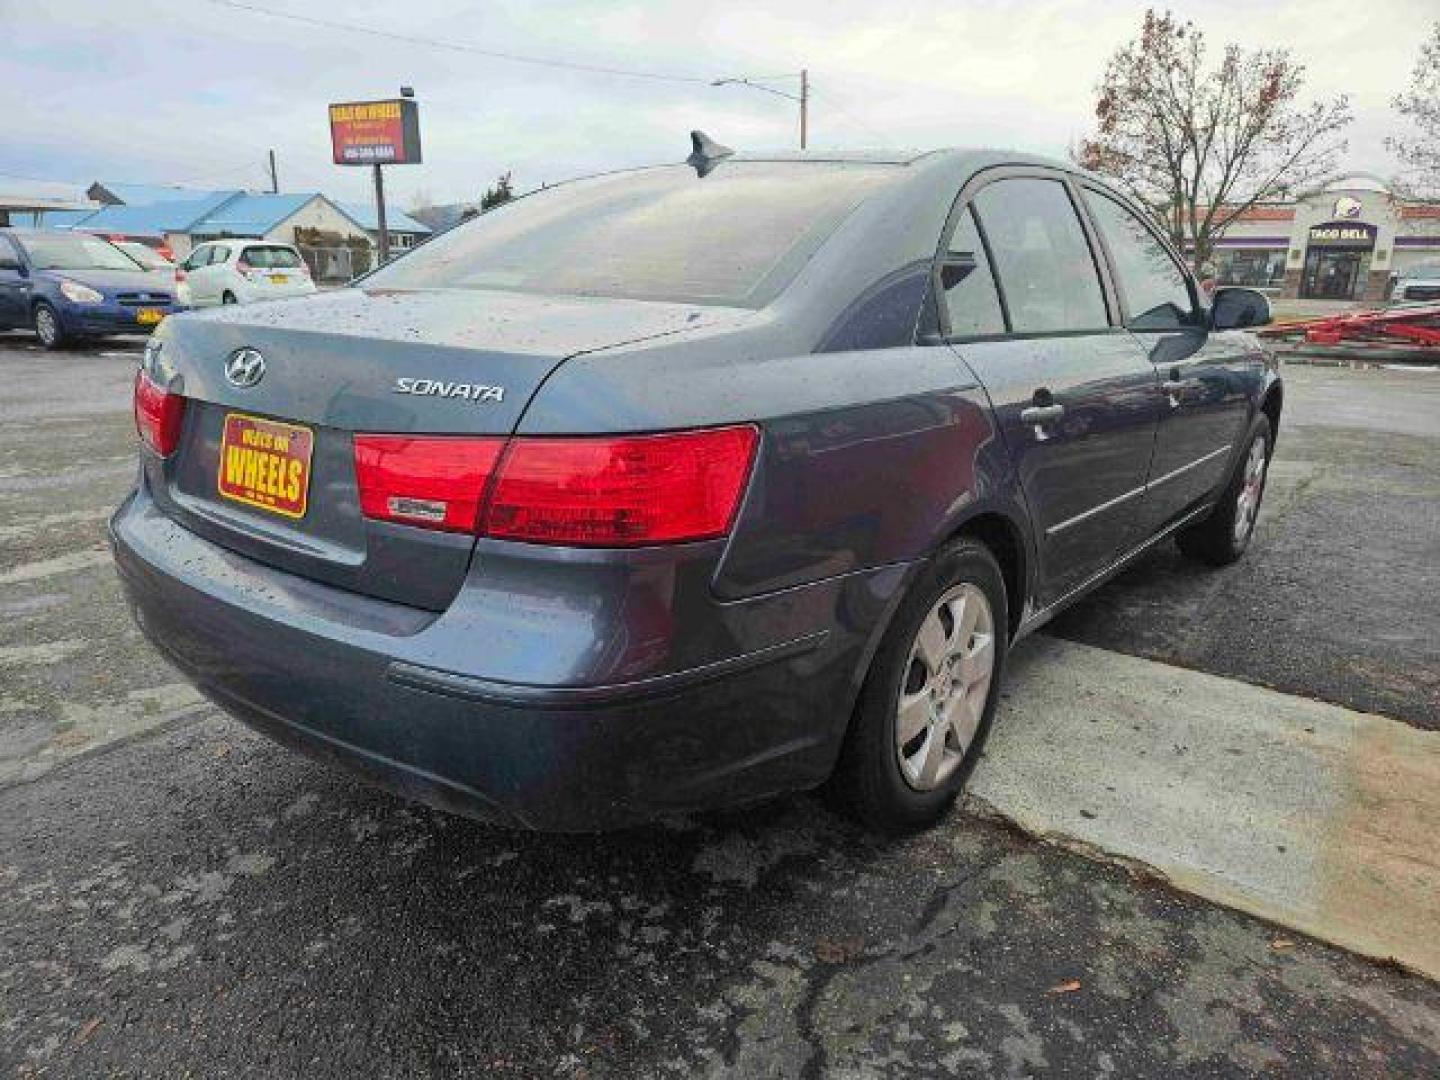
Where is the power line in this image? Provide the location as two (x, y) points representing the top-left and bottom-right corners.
(805, 83), (895, 149)
(198, 0), (711, 84)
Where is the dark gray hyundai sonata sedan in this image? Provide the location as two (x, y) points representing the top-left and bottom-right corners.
(112, 140), (1281, 833)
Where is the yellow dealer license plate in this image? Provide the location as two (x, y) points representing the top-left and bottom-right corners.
(268, 274), (287, 284)
(136, 308), (165, 325)
(217, 413), (313, 519)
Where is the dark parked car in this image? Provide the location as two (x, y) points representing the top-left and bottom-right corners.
(111, 144), (1280, 833)
(0, 229), (179, 348)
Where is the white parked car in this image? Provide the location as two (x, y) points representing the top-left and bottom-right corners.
(176, 240), (317, 307)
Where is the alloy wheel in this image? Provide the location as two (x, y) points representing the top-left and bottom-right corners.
(1233, 434), (1268, 544)
(895, 582), (995, 791)
(35, 307), (57, 347)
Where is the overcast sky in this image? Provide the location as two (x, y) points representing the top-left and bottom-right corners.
(1, 0), (1433, 211)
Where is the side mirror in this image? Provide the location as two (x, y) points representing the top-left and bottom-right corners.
(1210, 287), (1271, 330)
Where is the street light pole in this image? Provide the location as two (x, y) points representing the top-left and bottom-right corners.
(710, 71), (809, 151)
(373, 163), (389, 264)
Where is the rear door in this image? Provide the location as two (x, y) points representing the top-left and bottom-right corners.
(1078, 185), (1252, 533)
(943, 171), (1164, 607)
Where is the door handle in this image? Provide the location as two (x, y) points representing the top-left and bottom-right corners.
(1163, 367), (1190, 405)
(1019, 404), (1065, 425)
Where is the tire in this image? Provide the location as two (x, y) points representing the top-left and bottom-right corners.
(1177, 414), (1273, 567)
(832, 538), (1008, 834)
(33, 301), (65, 350)
(222, 291), (237, 305)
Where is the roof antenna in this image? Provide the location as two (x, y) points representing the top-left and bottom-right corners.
(687, 130), (734, 177)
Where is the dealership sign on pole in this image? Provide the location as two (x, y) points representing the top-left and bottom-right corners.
(328, 99), (422, 165)
(328, 96), (422, 265)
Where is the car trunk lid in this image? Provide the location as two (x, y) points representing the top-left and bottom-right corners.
(144, 287), (736, 609)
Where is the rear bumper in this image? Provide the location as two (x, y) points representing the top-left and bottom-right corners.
(110, 486), (910, 830)
(234, 280), (318, 304)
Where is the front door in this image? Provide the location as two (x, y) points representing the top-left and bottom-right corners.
(0, 236), (29, 327)
(940, 174), (1163, 608)
(1078, 185), (1253, 532)
(1301, 249), (1362, 300)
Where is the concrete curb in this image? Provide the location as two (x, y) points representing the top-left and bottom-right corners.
(967, 636), (1440, 981)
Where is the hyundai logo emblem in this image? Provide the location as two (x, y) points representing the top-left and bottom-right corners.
(224, 348), (266, 389)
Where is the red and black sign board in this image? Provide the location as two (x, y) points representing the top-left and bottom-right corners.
(329, 99), (422, 166)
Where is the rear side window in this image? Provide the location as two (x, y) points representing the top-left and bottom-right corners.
(363, 162), (901, 308)
(242, 246), (302, 269)
(971, 178), (1108, 333)
(1084, 190), (1197, 330)
(941, 206), (1005, 337)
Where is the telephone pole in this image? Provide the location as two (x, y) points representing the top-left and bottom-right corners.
(799, 69), (808, 150)
(267, 149), (279, 194)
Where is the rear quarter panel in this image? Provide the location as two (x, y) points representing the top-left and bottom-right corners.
(521, 333), (1030, 603)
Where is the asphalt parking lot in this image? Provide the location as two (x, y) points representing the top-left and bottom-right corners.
(2, 331), (1438, 1077)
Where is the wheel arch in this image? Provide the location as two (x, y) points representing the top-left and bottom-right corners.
(942, 509), (1030, 641)
(851, 502), (1033, 705)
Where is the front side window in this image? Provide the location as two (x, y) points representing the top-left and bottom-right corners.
(1084, 190), (1197, 330)
(971, 178), (1108, 334)
(184, 247), (211, 270)
(941, 206), (1006, 336)
(363, 162), (902, 308)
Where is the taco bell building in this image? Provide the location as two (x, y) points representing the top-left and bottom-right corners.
(1210, 174), (1440, 301)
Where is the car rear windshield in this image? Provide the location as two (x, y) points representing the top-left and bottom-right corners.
(242, 246), (303, 269)
(363, 162), (901, 307)
(18, 234), (142, 272)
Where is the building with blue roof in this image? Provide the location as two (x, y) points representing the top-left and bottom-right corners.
(54, 182), (431, 263)
(336, 201), (433, 249)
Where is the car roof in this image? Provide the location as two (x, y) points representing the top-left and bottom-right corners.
(727, 147), (1075, 171)
(1, 228), (90, 238)
(729, 149), (933, 165)
(194, 239), (296, 248)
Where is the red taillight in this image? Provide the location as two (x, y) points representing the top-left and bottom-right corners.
(174, 267), (186, 283)
(351, 425), (759, 545)
(486, 426), (758, 546)
(133, 371), (186, 456)
(237, 258), (256, 278)
(353, 435), (505, 532)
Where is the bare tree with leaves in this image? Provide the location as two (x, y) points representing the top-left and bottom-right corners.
(1075, 9), (1352, 270)
(1387, 21), (1440, 193)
